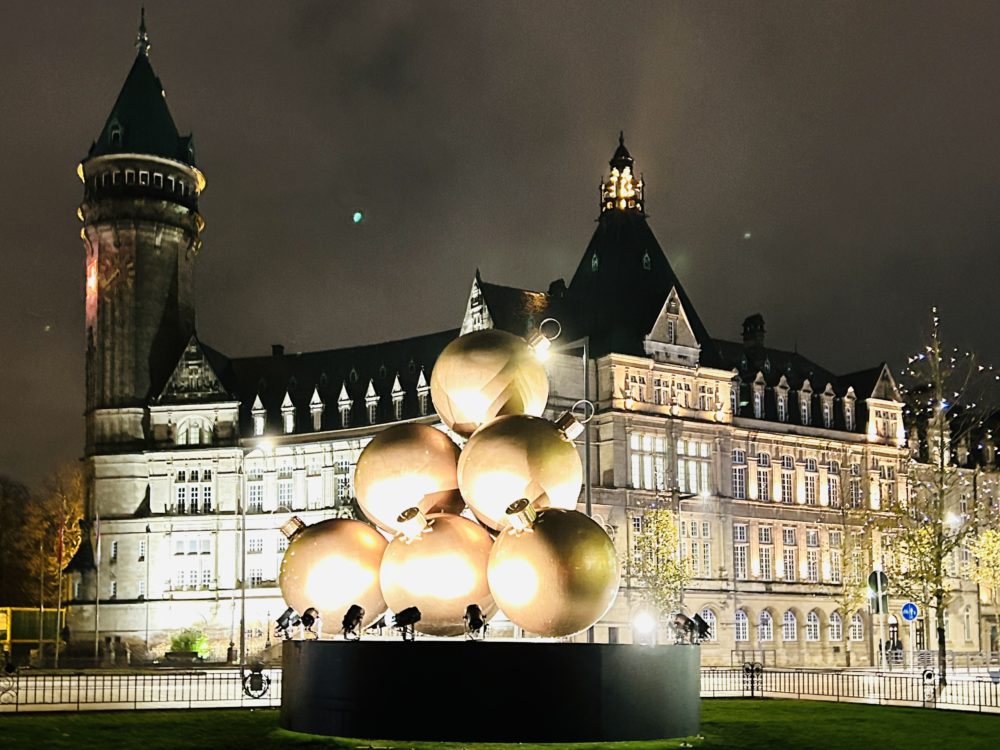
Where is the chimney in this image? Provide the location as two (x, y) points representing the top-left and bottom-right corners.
(272, 344), (284, 357)
(742, 314), (766, 349)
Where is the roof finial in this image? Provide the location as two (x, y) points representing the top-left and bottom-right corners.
(136, 7), (150, 57)
(619, 130), (625, 148)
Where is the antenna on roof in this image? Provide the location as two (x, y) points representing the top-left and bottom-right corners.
(136, 7), (150, 57)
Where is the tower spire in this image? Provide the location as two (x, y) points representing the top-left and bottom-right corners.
(600, 131), (643, 214)
(136, 7), (150, 57)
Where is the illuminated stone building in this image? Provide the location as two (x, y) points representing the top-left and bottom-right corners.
(68, 23), (998, 666)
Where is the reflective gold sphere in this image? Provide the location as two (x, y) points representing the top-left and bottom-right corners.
(380, 513), (497, 636)
(458, 414), (583, 529)
(488, 508), (619, 637)
(430, 329), (549, 437)
(279, 518), (388, 636)
(354, 423), (464, 534)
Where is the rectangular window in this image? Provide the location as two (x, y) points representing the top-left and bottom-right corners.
(782, 527), (796, 546)
(677, 439), (711, 495)
(702, 542), (711, 576)
(138, 540), (146, 561)
(806, 549), (819, 582)
(830, 549), (842, 584)
(804, 475), (817, 505)
(189, 486), (200, 514)
(278, 535), (289, 553)
(248, 536), (264, 554)
(248, 482), (264, 513)
(733, 465), (747, 499)
(806, 529), (819, 547)
(153, 173), (163, 188)
(734, 544), (748, 580)
(110, 540), (118, 562)
(138, 580), (146, 599)
(203, 485), (212, 513)
(733, 523), (747, 543)
(201, 569), (212, 589)
(759, 526), (773, 545)
(781, 470), (794, 504)
(777, 395), (787, 422)
(828, 474), (841, 507)
(702, 521), (710, 538)
(110, 580), (118, 598)
(187, 569), (198, 589)
(783, 548), (797, 582)
(629, 432), (666, 491)
(249, 568), (264, 587)
(760, 545), (773, 580)
(757, 466), (771, 501)
(139, 170), (149, 185)
(199, 538), (211, 555)
(175, 486), (186, 513)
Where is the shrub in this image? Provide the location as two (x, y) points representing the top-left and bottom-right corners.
(169, 628), (210, 658)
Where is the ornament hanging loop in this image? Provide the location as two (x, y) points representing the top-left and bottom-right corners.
(572, 399), (595, 424)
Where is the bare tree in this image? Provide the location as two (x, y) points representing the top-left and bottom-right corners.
(0, 475), (31, 604)
(883, 309), (999, 686)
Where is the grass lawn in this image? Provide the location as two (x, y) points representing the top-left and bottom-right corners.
(1, 700), (998, 749)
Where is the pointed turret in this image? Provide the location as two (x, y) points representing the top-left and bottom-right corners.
(569, 134), (719, 363)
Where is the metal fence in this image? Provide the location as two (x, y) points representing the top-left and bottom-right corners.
(702, 666), (1000, 713)
(0, 668), (282, 712)
(3, 665), (1000, 714)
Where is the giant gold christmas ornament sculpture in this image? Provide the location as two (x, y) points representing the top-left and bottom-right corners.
(488, 505), (619, 637)
(354, 423), (464, 534)
(458, 414), (583, 529)
(279, 517), (388, 636)
(430, 329), (549, 437)
(380, 511), (497, 636)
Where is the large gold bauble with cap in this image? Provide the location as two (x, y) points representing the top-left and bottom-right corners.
(458, 414), (583, 529)
(380, 512), (497, 637)
(487, 508), (619, 637)
(278, 518), (388, 636)
(354, 423), (464, 534)
(430, 329), (549, 437)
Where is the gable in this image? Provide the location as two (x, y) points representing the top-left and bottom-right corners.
(870, 365), (902, 402)
(460, 273), (494, 334)
(156, 335), (230, 403)
(643, 287), (702, 366)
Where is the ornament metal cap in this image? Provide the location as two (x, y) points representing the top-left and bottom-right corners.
(504, 498), (537, 532)
(555, 411), (584, 441)
(280, 515), (307, 540)
(396, 506), (430, 541)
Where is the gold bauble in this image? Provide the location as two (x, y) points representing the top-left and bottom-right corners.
(487, 508), (619, 637)
(430, 329), (549, 437)
(458, 414), (582, 529)
(380, 513), (497, 636)
(354, 423), (464, 534)
(279, 518), (388, 636)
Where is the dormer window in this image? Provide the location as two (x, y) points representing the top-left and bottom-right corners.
(800, 396), (811, 426)
(339, 404), (351, 428)
(367, 402), (377, 424)
(642, 251), (652, 271)
(777, 393), (788, 422)
(753, 390), (763, 419)
(845, 401), (855, 431)
(822, 402), (832, 428)
(666, 319), (676, 344)
(283, 411), (294, 434)
(591, 254), (599, 272)
(110, 124), (123, 147)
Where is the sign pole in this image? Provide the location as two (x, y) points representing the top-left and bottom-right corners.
(876, 571), (887, 670)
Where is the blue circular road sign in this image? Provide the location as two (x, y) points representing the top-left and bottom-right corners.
(901, 602), (919, 621)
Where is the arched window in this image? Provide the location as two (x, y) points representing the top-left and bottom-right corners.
(829, 611), (843, 641)
(176, 418), (211, 446)
(699, 608), (717, 641)
(758, 611), (773, 642)
(849, 612), (865, 641)
(805, 611), (820, 641)
(782, 610), (797, 641)
(735, 610), (749, 642)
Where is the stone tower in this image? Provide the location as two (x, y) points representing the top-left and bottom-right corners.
(78, 14), (206, 453)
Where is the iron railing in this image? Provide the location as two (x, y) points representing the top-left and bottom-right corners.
(3, 665), (1000, 714)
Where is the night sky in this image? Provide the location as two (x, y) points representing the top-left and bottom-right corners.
(3, 1), (1000, 484)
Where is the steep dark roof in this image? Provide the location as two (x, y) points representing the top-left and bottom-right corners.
(568, 209), (722, 364)
(87, 51), (196, 166)
(476, 277), (574, 339)
(204, 330), (458, 436)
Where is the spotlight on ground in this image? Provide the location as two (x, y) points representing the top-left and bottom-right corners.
(342, 604), (365, 641)
(393, 606), (421, 641)
(301, 607), (321, 639)
(275, 607), (301, 641)
(672, 612), (695, 644)
(692, 613), (711, 642)
(464, 603), (487, 640)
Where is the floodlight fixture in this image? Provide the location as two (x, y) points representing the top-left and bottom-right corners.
(464, 603), (487, 640)
(632, 610), (657, 639)
(393, 606), (422, 641)
(301, 607), (321, 638)
(342, 604), (365, 641)
(275, 607), (301, 641)
(672, 612), (695, 644)
(692, 613), (711, 642)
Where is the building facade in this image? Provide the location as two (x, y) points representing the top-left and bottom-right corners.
(67, 24), (998, 667)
